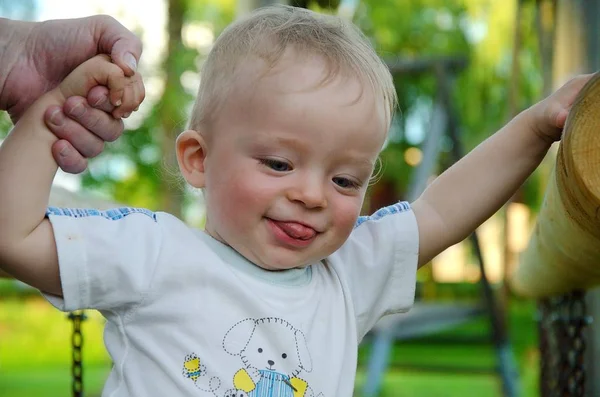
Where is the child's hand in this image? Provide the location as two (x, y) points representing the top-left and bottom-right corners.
(527, 73), (594, 143)
(57, 54), (145, 122)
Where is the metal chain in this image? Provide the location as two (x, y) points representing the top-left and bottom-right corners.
(68, 311), (87, 397)
(564, 291), (588, 396)
(538, 299), (552, 397)
(538, 290), (591, 397)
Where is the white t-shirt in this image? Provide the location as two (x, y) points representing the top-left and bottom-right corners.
(44, 202), (418, 397)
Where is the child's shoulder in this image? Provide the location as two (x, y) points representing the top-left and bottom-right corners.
(330, 201), (418, 262)
(354, 201), (412, 228)
(46, 206), (198, 243)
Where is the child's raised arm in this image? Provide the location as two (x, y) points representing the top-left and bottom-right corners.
(411, 74), (593, 267)
(0, 55), (144, 295)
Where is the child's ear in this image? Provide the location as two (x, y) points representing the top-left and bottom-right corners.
(176, 129), (208, 188)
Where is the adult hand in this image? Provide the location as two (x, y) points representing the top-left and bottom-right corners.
(46, 86), (126, 174)
(0, 15), (143, 173)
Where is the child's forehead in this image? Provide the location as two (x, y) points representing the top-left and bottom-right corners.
(233, 49), (364, 94)
(207, 48), (389, 148)
(217, 86), (387, 165)
(226, 82), (384, 139)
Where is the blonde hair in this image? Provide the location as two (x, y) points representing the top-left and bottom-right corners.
(188, 5), (397, 130)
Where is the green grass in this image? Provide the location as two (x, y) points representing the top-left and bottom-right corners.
(0, 290), (540, 397)
(356, 371), (507, 397)
(1, 366), (108, 397)
(355, 298), (540, 396)
(0, 294), (111, 397)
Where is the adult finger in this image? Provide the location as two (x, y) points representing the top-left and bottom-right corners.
(64, 96), (125, 143)
(51, 140), (89, 175)
(92, 15), (143, 77)
(45, 104), (107, 158)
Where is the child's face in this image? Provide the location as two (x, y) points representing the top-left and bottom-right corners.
(201, 52), (388, 270)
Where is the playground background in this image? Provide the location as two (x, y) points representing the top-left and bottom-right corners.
(0, 0), (593, 396)
(0, 282), (539, 396)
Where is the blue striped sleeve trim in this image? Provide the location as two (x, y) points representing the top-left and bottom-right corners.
(46, 207), (157, 222)
(355, 201), (410, 228)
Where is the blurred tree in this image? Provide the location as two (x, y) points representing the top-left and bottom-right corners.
(157, 0), (193, 216)
(290, 0), (341, 9)
(188, 0), (236, 31)
(357, 0), (544, 207)
(0, 0), (547, 220)
(81, 0), (198, 218)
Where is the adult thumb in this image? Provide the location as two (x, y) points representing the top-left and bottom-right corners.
(110, 38), (142, 77)
(94, 15), (143, 77)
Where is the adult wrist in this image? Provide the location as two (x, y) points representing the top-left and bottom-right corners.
(0, 18), (33, 111)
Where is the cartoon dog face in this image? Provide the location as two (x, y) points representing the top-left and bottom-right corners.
(223, 318), (312, 378)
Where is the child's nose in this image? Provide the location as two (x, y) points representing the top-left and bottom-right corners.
(287, 176), (327, 209)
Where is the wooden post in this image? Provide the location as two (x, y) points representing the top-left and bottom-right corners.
(510, 72), (600, 297)
(581, 1), (600, 395)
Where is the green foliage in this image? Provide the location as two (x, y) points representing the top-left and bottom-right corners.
(356, 1), (544, 205)
(0, 1), (549, 212)
(291, 0), (341, 9)
(186, 0), (236, 34)
(82, 3), (198, 211)
(0, 111), (11, 137)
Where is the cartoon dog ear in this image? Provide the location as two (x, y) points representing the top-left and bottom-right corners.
(223, 318), (257, 356)
(295, 329), (313, 373)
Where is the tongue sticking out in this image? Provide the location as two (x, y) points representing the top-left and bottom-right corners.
(274, 221), (316, 240)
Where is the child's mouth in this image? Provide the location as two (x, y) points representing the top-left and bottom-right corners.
(267, 218), (317, 247)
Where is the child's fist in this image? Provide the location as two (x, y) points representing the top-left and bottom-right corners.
(58, 54), (145, 121)
(528, 73), (595, 143)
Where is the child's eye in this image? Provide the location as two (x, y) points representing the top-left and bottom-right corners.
(259, 158), (292, 172)
(333, 177), (360, 189)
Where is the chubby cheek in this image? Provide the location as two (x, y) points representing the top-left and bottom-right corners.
(207, 166), (274, 231)
(329, 196), (362, 243)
